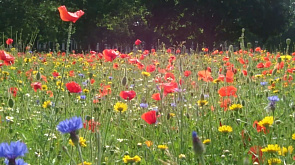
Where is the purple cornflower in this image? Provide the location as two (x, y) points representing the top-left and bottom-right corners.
(192, 131), (205, 156)
(267, 96), (279, 111)
(78, 74), (85, 78)
(57, 116), (83, 134)
(108, 76), (113, 80)
(0, 141), (28, 164)
(80, 95), (86, 100)
(260, 82), (268, 86)
(170, 103), (177, 107)
(57, 116), (83, 145)
(140, 103), (148, 108)
(5, 158), (28, 165)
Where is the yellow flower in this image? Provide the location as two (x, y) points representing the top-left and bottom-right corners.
(267, 158), (281, 165)
(69, 137), (87, 147)
(218, 125), (233, 133)
(141, 71), (151, 77)
(261, 144), (281, 153)
(43, 62), (48, 65)
(114, 102), (128, 113)
(18, 80), (23, 85)
(255, 74), (263, 78)
(56, 81), (64, 87)
(42, 100), (51, 108)
(83, 89), (89, 93)
(24, 58), (31, 63)
(47, 53), (52, 57)
(169, 113), (176, 117)
(203, 139), (211, 145)
(288, 146), (294, 154)
(280, 55), (292, 60)
(213, 79), (222, 83)
(123, 155), (141, 163)
(278, 147), (288, 156)
(197, 100), (208, 107)
(229, 104), (243, 111)
(258, 116), (274, 127)
(2, 71), (9, 76)
(178, 154), (186, 159)
(78, 162), (92, 165)
(42, 85), (48, 90)
(292, 133), (295, 140)
(144, 141), (153, 147)
(158, 145), (168, 150)
(9, 67), (16, 70)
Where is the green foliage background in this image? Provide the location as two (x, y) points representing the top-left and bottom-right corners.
(0, 0), (295, 50)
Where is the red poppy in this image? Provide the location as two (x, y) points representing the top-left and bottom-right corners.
(58, 6), (84, 23)
(164, 72), (175, 81)
(256, 63), (264, 68)
(69, 70), (75, 77)
(176, 49), (181, 54)
(242, 70), (248, 76)
(135, 39), (142, 45)
(128, 58), (141, 64)
(248, 146), (263, 164)
(120, 90), (136, 100)
(219, 98), (231, 111)
(198, 70), (213, 82)
(120, 54), (129, 59)
(161, 81), (178, 96)
(137, 62), (144, 70)
(152, 93), (161, 101)
(6, 38), (13, 45)
(98, 84), (111, 97)
(103, 49), (119, 62)
(146, 65), (156, 72)
(184, 70), (191, 77)
(167, 48), (172, 53)
(9, 87), (18, 97)
(0, 50), (15, 65)
(113, 63), (119, 69)
(52, 71), (59, 77)
(253, 121), (267, 134)
(83, 119), (100, 132)
(218, 86), (237, 97)
(66, 81), (82, 93)
(31, 82), (42, 92)
(141, 110), (157, 124)
(255, 47), (261, 52)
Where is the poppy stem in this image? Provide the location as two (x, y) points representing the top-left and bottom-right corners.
(66, 22), (73, 56)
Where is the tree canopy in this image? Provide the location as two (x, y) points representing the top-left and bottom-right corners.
(0, 0), (293, 50)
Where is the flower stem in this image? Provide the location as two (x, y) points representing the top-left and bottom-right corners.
(77, 143), (84, 165)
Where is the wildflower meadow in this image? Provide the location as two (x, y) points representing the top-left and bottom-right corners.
(1, 5), (295, 165)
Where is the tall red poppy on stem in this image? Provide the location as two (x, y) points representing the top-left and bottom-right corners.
(120, 91), (136, 100)
(58, 6), (84, 23)
(66, 81), (82, 93)
(6, 38), (13, 45)
(135, 39), (142, 45)
(103, 49), (119, 62)
(141, 110), (158, 124)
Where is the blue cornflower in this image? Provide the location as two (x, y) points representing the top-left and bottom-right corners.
(260, 82), (268, 86)
(192, 131), (205, 156)
(78, 74), (85, 78)
(57, 116), (83, 146)
(140, 103), (148, 108)
(267, 96), (279, 111)
(80, 95), (86, 100)
(268, 96), (279, 102)
(108, 76), (113, 80)
(57, 116), (83, 134)
(0, 141), (28, 163)
(170, 103), (177, 107)
(5, 158), (28, 165)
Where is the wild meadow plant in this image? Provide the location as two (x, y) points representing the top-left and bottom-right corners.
(0, 5), (295, 165)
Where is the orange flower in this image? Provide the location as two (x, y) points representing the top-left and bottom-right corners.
(145, 141), (153, 147)
(152, 93), (161, 101)
(58, 6), (84, 23)
(198, 70), (213, 82)
(218, 86), (237, 97)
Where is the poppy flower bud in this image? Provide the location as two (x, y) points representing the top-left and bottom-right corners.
(286, 38), (291, 45)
